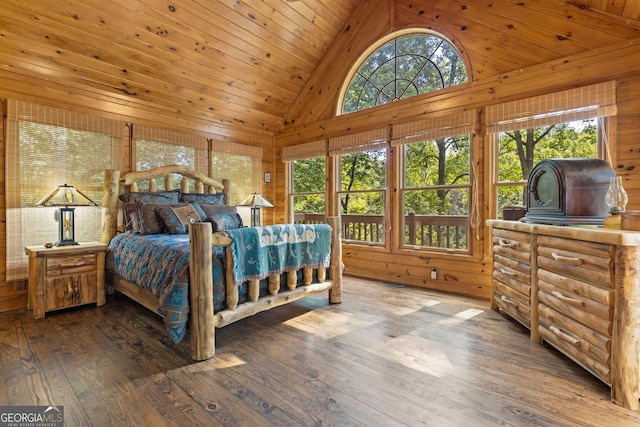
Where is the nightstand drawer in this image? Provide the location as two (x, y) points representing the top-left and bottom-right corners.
(46, 253), (97, 276)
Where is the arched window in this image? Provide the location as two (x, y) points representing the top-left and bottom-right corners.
(341, 32), (467, 114)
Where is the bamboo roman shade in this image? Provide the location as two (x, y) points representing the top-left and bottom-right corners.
(282, 140), (327, 162)
(210, 139), (263, 158)
(209, 139), (263, 205)
(6, 99), (124, 280)
(132, 125), (208, 184)
(485, 81), (617, 134)
(328, 128), (389, 156)
(391, 110), (477, 145)
(134, 124), (207, 150)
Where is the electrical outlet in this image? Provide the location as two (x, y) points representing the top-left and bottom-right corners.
(431, 268), (437, 279)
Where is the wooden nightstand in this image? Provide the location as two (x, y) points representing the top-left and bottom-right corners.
(25, 242), (107, 319)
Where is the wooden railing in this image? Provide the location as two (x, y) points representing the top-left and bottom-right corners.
(294, 212), (468, 249)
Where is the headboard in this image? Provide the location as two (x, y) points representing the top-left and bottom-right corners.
(100, 165), (231, 243)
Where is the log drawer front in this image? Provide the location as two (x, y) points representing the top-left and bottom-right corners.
(46, 253), (99, 311)
(26, 242), (107, 319)
(491, 228), (532, 328)
(536, 235), (614, 385)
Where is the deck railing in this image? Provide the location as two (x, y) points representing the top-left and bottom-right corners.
(294, 212), (468, 249)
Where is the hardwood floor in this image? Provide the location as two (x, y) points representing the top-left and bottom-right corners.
(1, 275), (639, 426)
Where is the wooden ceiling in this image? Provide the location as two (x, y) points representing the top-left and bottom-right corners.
(0, 0), (363, 135)
(1, 0), (639, 137)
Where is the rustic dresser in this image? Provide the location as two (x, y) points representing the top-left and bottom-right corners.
(488, 220), (640, 410)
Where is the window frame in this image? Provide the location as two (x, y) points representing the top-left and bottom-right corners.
(336, 147), (389, 246)
(399, 133), (473, 253)
(288, 156), (327, 224)
(337, 29), (469, 116)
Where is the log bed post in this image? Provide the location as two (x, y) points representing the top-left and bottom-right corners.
(189, 221), (215, 360)
(101, 169), (120, 244)
(327, 216), (343, 304)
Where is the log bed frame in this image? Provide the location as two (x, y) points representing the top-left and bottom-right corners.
(100, 165), (342, 361)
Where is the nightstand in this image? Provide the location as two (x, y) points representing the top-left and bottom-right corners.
(25, 242), (107, 319)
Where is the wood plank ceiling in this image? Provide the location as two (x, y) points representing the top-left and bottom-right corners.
(0, 0), (363, 135)
(0, 0), (638, 135)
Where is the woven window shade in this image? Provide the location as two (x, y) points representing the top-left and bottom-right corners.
(328, 128), (389, 156)
(134, 124), (207, 150)
(208, 140), (263, 205)
(210, 139), (263, 158)
(6, 99), (124, 281)
(486, 81), (617, 134)
(391, 110), (477, 146)
(133, 126), (208, 188)
(282, 140), (327, 162)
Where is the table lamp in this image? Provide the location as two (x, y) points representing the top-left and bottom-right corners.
(237, 193), (273, 227)
(35, 184), (98, 246)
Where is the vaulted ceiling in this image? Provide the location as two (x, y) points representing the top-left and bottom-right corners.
(1, 0), (363, 135)
(1, 0), (639, 137)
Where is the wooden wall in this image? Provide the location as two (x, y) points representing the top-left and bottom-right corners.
(275, 1), (640, 298)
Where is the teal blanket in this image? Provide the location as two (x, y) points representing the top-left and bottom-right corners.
(226, 224), (332, 286)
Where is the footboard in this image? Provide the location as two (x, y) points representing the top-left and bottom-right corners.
(189, 217), (342, 360)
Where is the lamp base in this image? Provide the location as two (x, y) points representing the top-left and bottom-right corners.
(55, 239), (79, 247)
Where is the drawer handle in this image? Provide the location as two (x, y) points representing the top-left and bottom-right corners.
(549, 325), (581, 347)
(551, 291), (585, 307)
(551, 252), (584, 265)
(500, 295), (518, 307)
(498, 238), (516, 248)
(499, 267), (517, 276)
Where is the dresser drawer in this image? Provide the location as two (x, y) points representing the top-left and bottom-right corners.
(537, 235), (612, 289)
(492, 228), (532, 328)
(537, 234), (614, 385)
(46, 253), (97, 276)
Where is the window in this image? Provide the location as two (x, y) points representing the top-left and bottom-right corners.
(6, 100), (124, 280)
(133, 125), (207, 191)
(486, 81), (617, 218)
(283, 140), (327, 224)
(341, 32), (467, 114)
(329, 129), (389, 244)
(210, 140), (262, 206)
(339, 149), (387, 243)
(392, 111), (476, 251)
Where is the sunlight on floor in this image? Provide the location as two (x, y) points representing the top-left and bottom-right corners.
(437, 308), (484, 328)
(369, 334), (455, 377)
(283, 310), (379, 339)
(184, 353), (247, 372)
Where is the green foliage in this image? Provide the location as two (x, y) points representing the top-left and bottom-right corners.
(340, 149), (386, 214)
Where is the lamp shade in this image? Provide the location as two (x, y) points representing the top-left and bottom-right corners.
(237, 193), (273, 227)
(35, 184), (98, 207)
(237, 193), (273, 208)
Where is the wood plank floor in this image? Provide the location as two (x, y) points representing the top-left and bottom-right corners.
(1, 275), (640, 426)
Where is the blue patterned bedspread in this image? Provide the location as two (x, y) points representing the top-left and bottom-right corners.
(226, 224), (332, 286)
(106, 233), (226, 345)
(106, 224), (332, 346)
